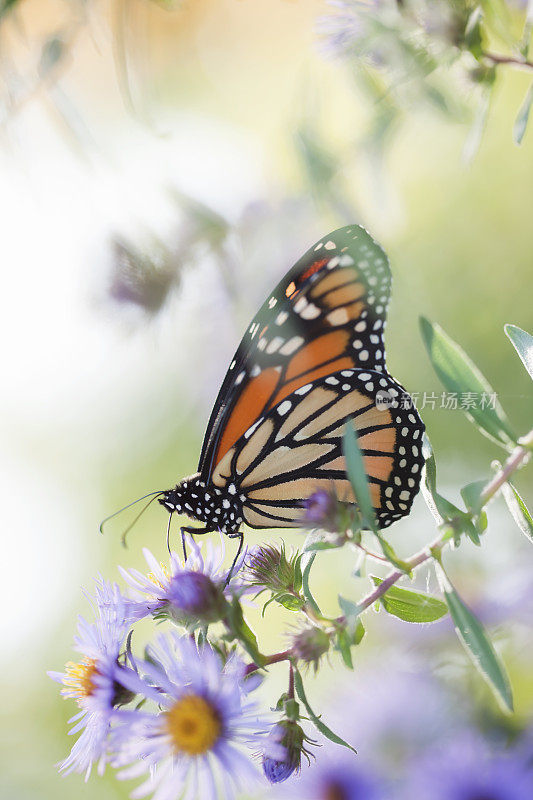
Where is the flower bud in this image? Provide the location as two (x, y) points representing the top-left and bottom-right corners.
(245, 544), (302, 594)
(163, 570), (226, 626)
(262, 720), (308, 784)
(291, 625), (330, 671)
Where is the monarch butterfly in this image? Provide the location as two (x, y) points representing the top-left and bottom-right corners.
(159, 224), (424, 559)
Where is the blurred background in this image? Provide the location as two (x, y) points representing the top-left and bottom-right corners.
(1, 1), (532, 798)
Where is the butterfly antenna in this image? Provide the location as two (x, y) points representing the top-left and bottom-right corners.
(166, 511), (174, 555)
(99, 490), (165, 538)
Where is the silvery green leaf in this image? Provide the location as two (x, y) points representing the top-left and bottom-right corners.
(436, 565), (513, 713)
(505, 324), (533, 380)
(420, 317), (516, 448)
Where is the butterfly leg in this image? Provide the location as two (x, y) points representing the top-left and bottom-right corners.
(179, 525), (216, 561)
(225, 531), (244, 588)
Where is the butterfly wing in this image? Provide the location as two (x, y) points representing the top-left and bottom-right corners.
(210, 368), (424, 529)
(198, 225), (392, 482)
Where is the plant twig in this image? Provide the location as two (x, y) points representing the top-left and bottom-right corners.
(483, 52), (533, 72)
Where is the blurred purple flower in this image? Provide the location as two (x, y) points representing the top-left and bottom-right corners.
(403, 736), (533, 800)
(272, 754), (385, 799)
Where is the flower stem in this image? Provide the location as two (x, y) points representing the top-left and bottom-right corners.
(480, 430), (533, 506)
(483, 51), (533, 72)
(244, 649), (293, 676)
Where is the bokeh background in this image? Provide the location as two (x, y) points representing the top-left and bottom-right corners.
(1, 1), (532, 798)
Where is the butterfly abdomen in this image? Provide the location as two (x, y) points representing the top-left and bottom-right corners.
(160, 474), (244, 536)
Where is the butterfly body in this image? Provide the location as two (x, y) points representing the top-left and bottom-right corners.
(160, 225), (425, 540)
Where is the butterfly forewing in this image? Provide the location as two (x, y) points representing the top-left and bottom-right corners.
(198, 225), (392, 481)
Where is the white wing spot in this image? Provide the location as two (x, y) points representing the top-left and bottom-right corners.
(266, 336), (284, 355)
(300, 303), (321, 320)
(325, 240), (336, 250)
(280, 336), (304, 356)
(276, 311), (289, 326)
(278, 400), (292, 416)
(359, 350), (369, 361)
(295, 383), (312, 395)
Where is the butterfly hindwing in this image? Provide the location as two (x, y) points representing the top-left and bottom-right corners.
(199, 225), (392, 481)
(210, 368), (424, 530)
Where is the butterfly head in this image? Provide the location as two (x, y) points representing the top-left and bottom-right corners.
(159, 474), (244, 536)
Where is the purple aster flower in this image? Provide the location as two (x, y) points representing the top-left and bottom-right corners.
(118, 534), (248, 625)
(48, 583), (136, 779)
(403, 736), (533, 800)
(110, 632), (267, 800)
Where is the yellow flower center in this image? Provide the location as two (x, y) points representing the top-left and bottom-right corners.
(165, 694), (222, 756)
(147, 562), (172, 592)
(61, 658), (99, 703)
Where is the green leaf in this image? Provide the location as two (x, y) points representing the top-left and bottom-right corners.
(502, 481), (533, 543)
(225, 599), (265, 666)
(514, 82), (533, 145)
(460, 480), (488, 543)
(420, 317), (516, 448)
(336, 628), (354, 670)
(303, 538), (341, 552)
(302, 553), (322, 616)
(338, 594), (362, 625)
(460, 480), (486, 515)
(370, 577), (448, 623)
(343, 422), (377, 532)
(465, 6), (484, 59)
(505, 324), (533, 380)
(374, 533), (412, 574)
(274, 592), (304, 612)
(436, 565), (513, 712)
(293, 669), (357, 753)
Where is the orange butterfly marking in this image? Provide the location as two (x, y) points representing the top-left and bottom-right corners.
(285, 330), (350, 381)
(214, 367), (280, 466)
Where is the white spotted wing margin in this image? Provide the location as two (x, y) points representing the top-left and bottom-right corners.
(210, 368), (425, 530)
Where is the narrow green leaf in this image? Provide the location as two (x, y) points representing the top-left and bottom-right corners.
(338, 594), (362, 624)
(420, 317), (516, 448)
(293, 669), (357, 753)
(460, 480), (486, 515)
(436, 565), (513, 712)
(226, 599), (265, 666)
(514, 82), (533, 145)
(302, 553), (322, 616)
(460, 480), (488, 542)
(371, 577), (448, 623)
(274, 593), (304, 612)
(502, 481), (533, 543)
(303, 539), (341, 552)
(505, 324), (533, 380)
(343, 422), (377, 532)
(375, 533), (412, 574)
(336, 628), (354, 670)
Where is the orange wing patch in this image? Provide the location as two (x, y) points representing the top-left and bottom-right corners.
(286, 331), (350, 381)
(213, 367), (280, 466)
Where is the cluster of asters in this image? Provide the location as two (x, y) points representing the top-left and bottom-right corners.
(49, 499), (344, 800)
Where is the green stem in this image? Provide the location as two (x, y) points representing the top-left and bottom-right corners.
(244, 649), (293, 676)
(483, 52), (533, 71)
